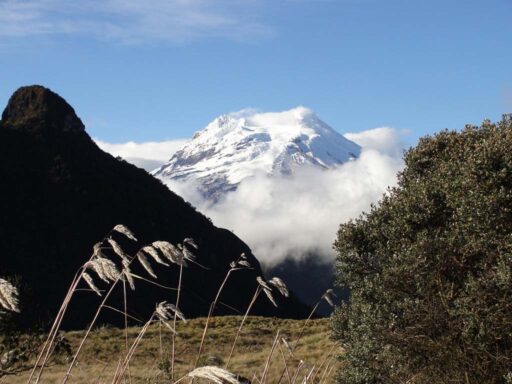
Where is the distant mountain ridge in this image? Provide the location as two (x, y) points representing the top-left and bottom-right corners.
(153, 107), (361, 200)
(0, 85), (310, 329)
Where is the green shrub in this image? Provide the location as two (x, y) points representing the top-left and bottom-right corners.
(333, 115), (512, 384)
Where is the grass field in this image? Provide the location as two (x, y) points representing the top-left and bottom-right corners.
(5, 316), (339, 384)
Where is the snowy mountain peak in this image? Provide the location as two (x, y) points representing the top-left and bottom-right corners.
(153, 107), (361, 200)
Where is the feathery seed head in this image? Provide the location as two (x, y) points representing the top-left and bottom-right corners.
(82, 272), (102, 296)
(237, 260), (251, 268)
(155, 302), (176, 333)
(152, 241), (186, 266)
(86, 257), (121, 283)
(123, 271), (136, 290)
(187, 366), (241, 384)
(322, 288), (337, 307)
(156, 301), (186, 323)
(230, 256), (250, 269)
(107, 238), (130, 263)
(112, 224), (137, 242)
(257, 276), (279, 307)
(269, 277), (289, 298)
(92, 242), (104, 258)
(1, 350), (16, 369)
(141, 246), (169, 266)
(281, 337), (292, 354)
(182, 244), (196, 262)
(155, 301), (187, 333)
(0, 278), (20, 313)
(121, 259), (136, 290)
(262, 286), (278, 307)
(256, 276), (271, 291)
(137, 252), (157, 279)
(183, 237), (198, 250)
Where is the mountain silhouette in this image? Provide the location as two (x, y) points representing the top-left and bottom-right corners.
(0, 85), (310, 329)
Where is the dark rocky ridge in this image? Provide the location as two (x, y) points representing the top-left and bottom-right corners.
(265, 254), (348, 316)
(0, 85), (310, 329)
(2, 85), (85, 133)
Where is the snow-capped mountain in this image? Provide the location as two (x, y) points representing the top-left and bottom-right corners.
(153, 106), (361, 200)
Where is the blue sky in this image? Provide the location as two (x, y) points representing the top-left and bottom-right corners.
(1, 0), (511, 145)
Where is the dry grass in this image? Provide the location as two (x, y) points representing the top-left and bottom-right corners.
(2, 226), (340, 383)
(5, 316), (337, 383)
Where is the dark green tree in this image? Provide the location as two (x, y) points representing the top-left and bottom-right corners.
(333, 115), (512, 384)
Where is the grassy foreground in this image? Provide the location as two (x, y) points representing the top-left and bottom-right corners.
(6, 316), (338, 384)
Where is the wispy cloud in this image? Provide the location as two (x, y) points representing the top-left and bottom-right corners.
(0, 0), (273, 43)
(345, 126), (410, 158)
(95, 138), (188, 171)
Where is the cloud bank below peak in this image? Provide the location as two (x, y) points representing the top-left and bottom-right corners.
(94, 138), (188, 171)
(169, 147), (403, 266)
(162, 126), (407, 266)
(97, 126), (407, 266)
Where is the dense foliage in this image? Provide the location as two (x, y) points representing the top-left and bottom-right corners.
(333, 116), (512, 384)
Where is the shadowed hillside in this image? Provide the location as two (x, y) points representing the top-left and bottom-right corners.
(0, 85), (310, 329)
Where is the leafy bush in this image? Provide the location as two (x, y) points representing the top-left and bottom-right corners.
(333, 116), (512, 384)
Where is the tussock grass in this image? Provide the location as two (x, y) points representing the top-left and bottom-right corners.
(2, 225), (339, 383)
(6, 317), (336, 383)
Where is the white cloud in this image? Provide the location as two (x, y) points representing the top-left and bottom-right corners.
(345, 126), (410, 158)
(0, 0), (272, 43)
(96, 127), (407, 265)
(166, 127), (406, 266)
(95, 138), (188, 171)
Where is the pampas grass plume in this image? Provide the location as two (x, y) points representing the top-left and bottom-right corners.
(0, 278), (19, 313)
(187, 366), (241, 384)
(112, 224), (137, 242)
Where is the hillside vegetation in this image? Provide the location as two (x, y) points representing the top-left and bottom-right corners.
(4, 316), (338, 384)
(334, 116), (512, 384)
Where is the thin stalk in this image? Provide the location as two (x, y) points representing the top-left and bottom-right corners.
(29, 268), (84, 384)
(290, 360), (304, 384)
(171, 264), (183, 382)
(172, 373), (192, 384)
(261, 330), (280, 384)
(195, 268), (235, 367)
(276, 300), (320, 384)
(62, 279), (120, 384)
(322, 364), (336, 384)
(130, 273), (177, 291)
(112, 314), (156, 384)
(278, 344), (292, 384)
(122, 279), (132, 384)
(112, 357), (124, 383)
(123, 279), (128, 349)
(30, 234), (117, 384)
(103, 305), (142, 323)
(293, 300), (320, 351)
(159, 321), (162, 360)
(309, 345), (335, 383)
(303, 366), (315, 383)
(225, 286), (261, 369)
(318, 354), (335, 384)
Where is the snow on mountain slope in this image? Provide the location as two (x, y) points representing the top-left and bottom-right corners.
(153, 107), (361, 200)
